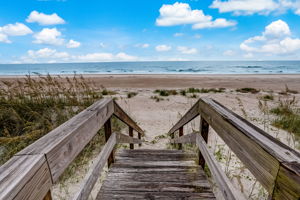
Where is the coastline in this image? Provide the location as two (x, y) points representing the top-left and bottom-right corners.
(1, 74), (300, 91)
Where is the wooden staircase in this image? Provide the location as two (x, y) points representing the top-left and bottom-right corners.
(1, 98), (300, 200)
(97, 149), (215, 199)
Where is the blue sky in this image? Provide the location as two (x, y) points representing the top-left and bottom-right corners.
(0, 0), (300, 63)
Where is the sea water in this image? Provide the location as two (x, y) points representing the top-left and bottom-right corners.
(0, 61), (299, 75)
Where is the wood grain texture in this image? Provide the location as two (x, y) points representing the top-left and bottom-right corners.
(196, 134), (246, 200)
(129, 126), (134, 149)
(116, 133), (143, 144)
(104, 118), (114, 167)
(96, 149), (215, 199)
(170, 132), (197, 144)
(0, 155), (51, 200)
(199, 117), (209, 168)
(113, 101), (144, 134)
(272, 162), (300, 200)
(199, 98), (300, 195)
(168, 99), (200, 134)
(16, 98), (114, 182)
(72, 132), (117, 200)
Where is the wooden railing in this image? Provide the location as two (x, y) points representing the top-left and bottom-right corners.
(169, 97), (300, 200)
(0, 98), (144, 200)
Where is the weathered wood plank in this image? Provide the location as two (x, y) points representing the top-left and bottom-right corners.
(116, 133), (143, 144)
(16, 98), (114, 182)
(97, 191), (215, 200)
(129, 126), (134, 149)
(170, 132), (197, 144)
(113, 101), (144, 134)
(178, 126), (184, 150)
(108, 166), (202, 174)
(168, 99), (200, 134)
(196, 134), (246, 200)
(72, 132), (117, 200)
(0, 155), (51, 200)
(104, 118), (114, 167)
(272, 162), (300, 200)
(118, 149), (185, 154)
(199, 117), (209, 168)
(113, 160), (196, 167)
(199, 98), (279, 193)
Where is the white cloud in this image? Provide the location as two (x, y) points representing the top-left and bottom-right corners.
(177, 46), (198, 54)
(26, 11), (65, 25)
(115, 52), (138, 60)
(0, 33), (11, 43)
(240, 20), (300, 55)
(66, 39), (81, 48)
(27, 48), (69, 59)
(192, 18), (236, 29)
(156, 2), (236, 29)
(77, 53), (114, 62)
(33, 28), (64, 45)
(155, 44), (172, 52)
(210, 0), (300, 15)
(135, 43), (150, 48)
(174, 33), (184, 37)
(0, 23), (33, 36)
(223, 50), (235, 56)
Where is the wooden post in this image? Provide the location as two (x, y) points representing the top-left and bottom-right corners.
(138, 132), (142, 147)
(199, 116), (209, 168)
(104, 118), (114, 167)
(178, 126), (184, 150)
(129, 126), (134, 149)
(43, 190), (52, 200)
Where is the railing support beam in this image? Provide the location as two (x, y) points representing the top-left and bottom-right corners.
(129, 126), (134, 149)
(199, 116), (209, 168)
(178, 127), (183, 150)
(138, 132), (142, 147)
(104, 118), (114, 167)
(43, 190), (52, 200)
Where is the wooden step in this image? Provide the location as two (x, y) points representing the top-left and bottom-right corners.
(96, 149), (215, 199)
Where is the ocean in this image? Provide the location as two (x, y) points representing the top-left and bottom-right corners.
(0, 61), (299, 75)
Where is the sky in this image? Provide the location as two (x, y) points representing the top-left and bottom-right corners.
(0, 0), (300, 63)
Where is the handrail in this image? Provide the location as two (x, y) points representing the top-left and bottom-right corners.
(0, 98), (144, 200)
(169, 97), (300, 200)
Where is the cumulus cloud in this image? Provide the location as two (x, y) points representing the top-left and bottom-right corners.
(26, 11), (65, 25)
(66, 39), (81, 48)
(33, 28), (64, 45)
(0, 23), (32, 43)
(177, 46), (198, 54)
(75, 52), (138, 62)
(155, 44), (172, 52)
(240, 20), (300, 55)
(156, 2), (236, 29)
(210, 0), (300, 15)
(27, 48), (69, 59)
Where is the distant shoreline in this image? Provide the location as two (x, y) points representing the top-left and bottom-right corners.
(1, 74), (300, 92)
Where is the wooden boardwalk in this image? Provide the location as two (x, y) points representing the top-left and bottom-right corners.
(97, 149), (215, 200)
(1, 98), (300, 200)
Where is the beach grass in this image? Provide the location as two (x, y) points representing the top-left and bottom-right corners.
(0, 74), (119, 165)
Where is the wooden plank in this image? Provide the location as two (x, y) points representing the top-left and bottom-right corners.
(116, 133), (143, 144)
(272, 162), (300, 200)
(113, 160), (196, 167)
(138, 132), (142, 147)
(16, 98), (114, 182)
(199, 98), (300, 193)
(100, 180), (212, 193)
(118, 149), (185, 154)
(71, 132), (117, 200)
(97, 191), (215, 200)
(104, 118), (114, 167)
(168, 99), (200, 134)
(196, 134), (246, 200)
(129, 126), (134, 149)
(43, 191), (52, 200)
(0, 155), (51, 200)
(199, 117), (209, 168)
(109, 166), (202, 174)
(170, 132), (197, 144)
(113, 101), (144, 134)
